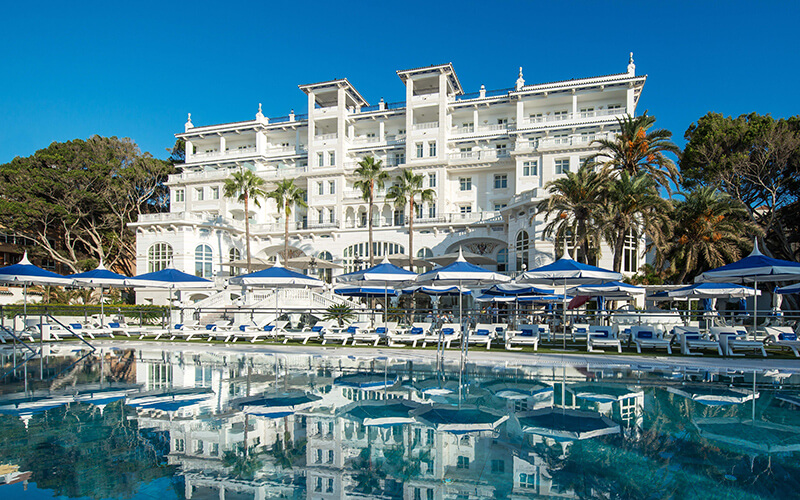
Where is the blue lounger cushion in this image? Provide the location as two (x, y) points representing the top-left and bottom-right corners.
(346, 326), (358, 334)
(311, 325), (324, 332)
(70, 323), (83, 330)
(376, 327), (387, 334)
(575, 327), (587, 333)
(780, 332), (798, 341)
(593, 331), (610, 338)
(685, 334), (700, 341)
(475, 329), (490, 336)
(108, 322), (120, 329)
(410, 327), (424, 335)
(442, 328), (455, 335)
(637, 331), (653, 339)
(205, 324), (216, 330)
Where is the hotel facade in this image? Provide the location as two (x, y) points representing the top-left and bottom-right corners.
(132, 56), (646, 303)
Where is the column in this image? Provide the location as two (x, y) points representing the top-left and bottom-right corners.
(437, 71), (448, 160)
(184, 140), (193, 162)
(405, 78), (414, 161)
(337, 86), (346, 168)
(379, 120), (385, 142)
(516, 98), (524, 126)
(572, 91), (578, 119)
(219, 135), (226, 154)
(256, 131), (266, 154)
(626, 85), (635, 114)
(307, 91), (316, 167)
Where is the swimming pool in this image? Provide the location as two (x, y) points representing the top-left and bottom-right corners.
(1, 345), (799, 499)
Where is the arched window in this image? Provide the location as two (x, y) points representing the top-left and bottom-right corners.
(497, 248), (508, 272)
(343, 242), (405, 273)
(318, 251), (334, 283)
(229, 248), (241, 276)
(623, 229), (638, 273)
(515, 231), (529, 271)
(148, 243), (173, 273)
(416, 247), (433, 273)
(195, 245), (213, 278)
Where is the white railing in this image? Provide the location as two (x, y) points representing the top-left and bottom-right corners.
(451, 126), (475, 134)
(412, 121), (439, 130)
(187, 289), (234, 310)
(315, 133), (338, 141)
(351, 136), (380, 145)
(478, 123), (508, 132)
(520, 108), (626, 127)
(448, 150), (510, 161)
(247, 288), (359, 309)
(190, 146), (257, 161)
(260, 166), (307, 179)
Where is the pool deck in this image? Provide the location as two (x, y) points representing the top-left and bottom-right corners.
(87, 339), (800, 373)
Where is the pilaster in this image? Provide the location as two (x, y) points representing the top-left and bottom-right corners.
(405, 78), (414, 161)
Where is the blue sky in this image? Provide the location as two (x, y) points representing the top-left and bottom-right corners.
(2, 0), (799, 163)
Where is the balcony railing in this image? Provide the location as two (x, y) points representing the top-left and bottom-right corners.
(448, 150), (511, 161)
(520, 107), (626, 127)
(190, 146), (258, 161)
(412, 121), (439, 130)
(315, 133), (338, 141)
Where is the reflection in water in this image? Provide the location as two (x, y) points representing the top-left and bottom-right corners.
(0, 347), (799, 498)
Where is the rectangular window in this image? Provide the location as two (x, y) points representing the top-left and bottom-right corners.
(396, 152), (405, 165)
(318, 152), (324, 167)
(460, 205), (472, 214)
(329, 181), (336, 194)
(415, 204), (422, 219)
(491, 459), (505, 474)
(428, 203), (436, 218)
(608, 104), (623, 112)
(529, 112), (543, 123)
(462, 122), (474, 132)
(327, 478), (334, 493)
(523, 160), (538, 176)
(316, 449), (323, 463)
(329, 151), (336, 166)
(553, 110), (569, 120)
(318, 210), (324, 224)
(457, 456), (470, 469)
(459, 177), (472, 191)
(210, 187), (219, 200)
(494, 203), (507, 211)
(494, 174), (508, 189)
(328, 450), (334, 463)
(416, 143), (424, 158)
(580, 107), (595, 118)
(427, 429), (434, 444)
(429, 173), (437, 188)
(497, 118), (508, 126)
(496, 143), (508, 155)
(194, 187), (204, 201)
(330, 209), (335, 224)
(318, 182), (324, 195)
(175, 189), (185, 202)
(555, 158), (570, 175)
(429, 141), (437, 156)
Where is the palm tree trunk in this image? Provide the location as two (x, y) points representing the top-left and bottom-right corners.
(244, 194), (252, 273)
(408, 198), (414, 270)
(578, 218), (588, 264)
(613, 230), (626, 273)
(284, 200), (289, 262)
(368, 186), (374, 266)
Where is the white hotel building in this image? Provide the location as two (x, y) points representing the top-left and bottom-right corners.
(132, 56), (646, 303)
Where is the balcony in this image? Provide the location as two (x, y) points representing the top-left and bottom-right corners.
(412, 121), (439, 131)
(520, 107), (626, 128)
(314, 133), (338, 141)
(448, 150), (511, 163)
(516, 132), (615, 152)
(188, 146), (258, 162)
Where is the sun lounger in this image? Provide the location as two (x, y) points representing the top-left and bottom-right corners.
(505, 325), (540, 351)
(323, 322), (369, 345)
(673, 326), (722, 356)
(492, 323), (509, 342)
(587, 325), (622, 353)
(67, 323), (111, 340)
(352, 322), (398, 346)
(709, 327), (766, 357)
(422, 323), (461, 349)
(764, 326), (800, 357)
(572, 323), (590, 342)
(631, 326), (672, 354)
(388, 322), (431, 347)
(466, 323), (495, 350)
(236, 320), (289, 343)
(284, 320), (336, 344)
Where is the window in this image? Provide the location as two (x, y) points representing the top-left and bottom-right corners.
(491, 459), (505, 474)
(428, 203), (436, 218)
(195, 245), (213, 278)
(497, 248), (508, 272)
(228, 248), (241, 276)
(555, 158), (570, 174)
(429, 141), (437, 156)
(459, 177), (472, 191)
(327, 478), (334, 493)
(174, 189), (185, 202)
(329, 151), (335, 166)
(195, 440), (204, 454)
(148, 243), (173, 273)
(462, 122), (474, 132)
(460, 205), (472, 214)
(494, 203), (507, 211)
(494, 174), (508, 189)
(316, 449), (323, 463)
(315, 477), (322, 492)
(415, 204), (423, 219)
(211, 443), (219, 456)
(318, 209), (325, 224)
(318, 182), (324, 195)
(608, 104), (623, 112)
(520, 473), (537, 489)
(429, 173), (437, 188)
(327, 450), (334, 463)
(329, 209), (335, 224)
(317, 152), (324, 167)
(553, 109), (569, 120)
(516, 231), (529, 270)
(553, 133), (569, 145)
(395, 152), (405, 165)
(175, 438), (184, 452)
(580, 107), (595, 118)
(529, 112), (543, 123)
(416, 143), (424, 158)
(514, 399), (528, 412)
(623, 229), (638, 273)
(427, 429), (434, 444)
(329, 181), (336, 194)
(194, 187), (204, 201)
(523, 160), (538, 176)
(457, 456), (470, 469)
(496, 143), (508, 156)
(497, 118), (508, 126)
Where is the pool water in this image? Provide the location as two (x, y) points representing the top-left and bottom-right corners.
(1, 346), (800, 499)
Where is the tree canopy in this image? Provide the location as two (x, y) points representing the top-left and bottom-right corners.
(0, 136), (175, 275)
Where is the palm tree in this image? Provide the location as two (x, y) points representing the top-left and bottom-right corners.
(662, 186), (762, 283)
(353, 156), (390, 266)
(537, 163), (609, 263)
(597, 172), (673, 273)
(266, 179), (307, 262)
(223, 168), (267, 273)
(591, 112), (681, 194)
(386, 169), (435, 269)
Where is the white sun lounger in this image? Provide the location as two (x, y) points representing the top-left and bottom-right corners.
(422, 323), (461, 349)
(673, 326), (722, 356)
(236, 320), (289, 343)
(352, 322), (398, 346)
(323, 322), (369, 345)
(764, 326), (800, 357)
(709, 327), (766, 357)
(505, 325), (540, 351)
(587, 325), (622, 353)
(466, 323), (495, 350)
(388, 323), (430, 347)
(572, 323), (590, 342)
(631, 326), (672, 354)
(284, 320), (336, 344)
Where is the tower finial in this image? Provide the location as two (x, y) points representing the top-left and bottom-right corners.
(185, 113), (193, 131)
(516, 66), (525, 90)
(627, 52), (636, 75)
